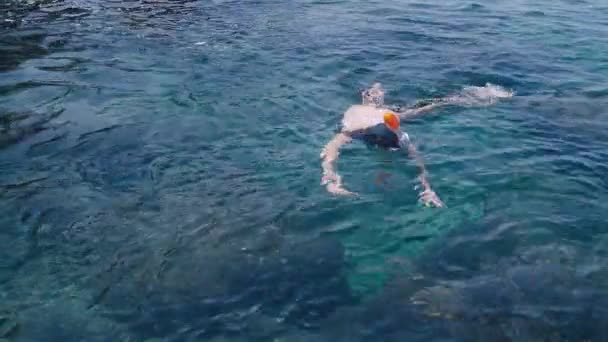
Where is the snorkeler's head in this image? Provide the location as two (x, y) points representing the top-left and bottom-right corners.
(384, 112), (400, 131)
(362, 82), (385, 107)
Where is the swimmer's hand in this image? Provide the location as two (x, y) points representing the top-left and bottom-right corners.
(419, 188), (444, 208)
(327, 182), (358, 196)
(322, 174), (357, 196)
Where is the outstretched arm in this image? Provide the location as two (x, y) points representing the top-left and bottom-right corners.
(394, 100), (447, 120)
(320, 132), (356, 196)
(402, 135), (444, 207)
(395, 83), (514, 120)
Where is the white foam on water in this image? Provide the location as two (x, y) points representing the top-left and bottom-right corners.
(445, 83), (515, 106)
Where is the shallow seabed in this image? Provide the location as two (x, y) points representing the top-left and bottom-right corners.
(1, 0), (608, 340)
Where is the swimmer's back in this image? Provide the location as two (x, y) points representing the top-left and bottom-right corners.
(341, 105), (390, 132)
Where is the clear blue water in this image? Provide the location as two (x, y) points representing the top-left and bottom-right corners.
(2, 0), (608, 340)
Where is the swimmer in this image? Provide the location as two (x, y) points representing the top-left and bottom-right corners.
(320, 82), (513, 207)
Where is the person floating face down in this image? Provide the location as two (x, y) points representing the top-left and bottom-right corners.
(320, 82), (446, 207)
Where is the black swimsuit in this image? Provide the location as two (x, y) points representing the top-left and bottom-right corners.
(350, 123), (402, 149)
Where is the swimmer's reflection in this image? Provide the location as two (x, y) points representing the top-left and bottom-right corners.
(320, 82), (513, 207)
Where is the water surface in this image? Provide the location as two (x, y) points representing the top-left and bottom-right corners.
(2, 0), (608, 340)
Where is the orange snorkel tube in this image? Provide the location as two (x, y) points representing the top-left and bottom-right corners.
(383, 112), (400, 131)
(384, 112), (410, 145)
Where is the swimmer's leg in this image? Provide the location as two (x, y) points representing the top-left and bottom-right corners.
(400, 134), (443, 207)
(320, 132), (356, 196)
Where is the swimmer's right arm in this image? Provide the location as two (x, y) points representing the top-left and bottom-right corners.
(403, 138), (444, 208)
(320, 132), (356, 196)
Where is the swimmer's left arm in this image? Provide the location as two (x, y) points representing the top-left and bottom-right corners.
(400, 134), (444, 208)
(395, 102), (442, 120)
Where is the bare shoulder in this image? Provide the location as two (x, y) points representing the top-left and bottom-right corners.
(343, 104), (385, 118)
(341, 105), (385, 133)
(343, 104), (367, 114)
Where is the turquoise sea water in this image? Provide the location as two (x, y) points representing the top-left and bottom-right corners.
(2, 0), (608, 340)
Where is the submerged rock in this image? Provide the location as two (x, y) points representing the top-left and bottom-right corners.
(309, 235), (608, 342)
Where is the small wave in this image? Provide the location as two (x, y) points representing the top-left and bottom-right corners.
(524, 10), (546, 17)
(468, 3), (485, 10)
(0, 108), (64, 150)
